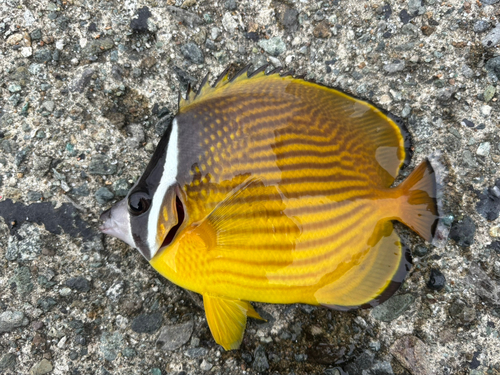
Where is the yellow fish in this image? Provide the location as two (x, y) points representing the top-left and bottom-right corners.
(100, 66), (439, 350)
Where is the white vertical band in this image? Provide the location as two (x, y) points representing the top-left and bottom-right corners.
(147, 118), (179, 256)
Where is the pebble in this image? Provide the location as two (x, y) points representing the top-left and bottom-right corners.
(413, 245), (428, 257)
(449, 216), (476, 246)
(0, 353), (16, 371)
(66, 276), (91, 292)
(383, 60), (405, 74)
(33, 49), (52, 63)
(156, 320), (194, 350)
(253, 345), (269, 372)
(222, 12), (238, 34)
(371, 294), (415, 322)
(200, 359), (213, 371)
(8, 84), (21, 93)
(481, 105), (492, 116)
(130, 6), (152, 32)
(113, 179), (130, 197)
(483, 85), (496, 102)
(427, 268), (446, 291)
(95, 187), (114, 204)
(73, 183), (90, 197)
(89, 155), (117, 175)
(476, 142), (491, 157)
(42, 101), (55, 113)
(125, 124), (146, 149)
(21, 47), (33, 57)
(9, 266), (33, 296)
(482, 23), (500, 48)
(185, 347), (208, 358)
(29, 359), (53, 375)
(180, 42), (204, 64)
(481, 0), (500, 3)
(449, 299), (476, 323)
(258, 37), (286, 56)
(476, 180), (500, 221)
(490, 226), (500, 238)
(0, 311), (27, 333)
(390, 336), (433, 375)
(474, 20), (491, 33)
(131, 313), (162, 334)
(100, 331), (123, 361)
(467, 263), (500, 305)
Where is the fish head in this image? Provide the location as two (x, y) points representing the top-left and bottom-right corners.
(99, 118), (184, 261)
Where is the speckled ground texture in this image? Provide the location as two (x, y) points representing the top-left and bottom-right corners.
(1, 0), (500, 374)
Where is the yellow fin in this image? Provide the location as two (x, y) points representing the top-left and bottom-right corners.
(315, 221), (410, 309)
(203, 294), (264, 350)
(195, 178), (300, 250)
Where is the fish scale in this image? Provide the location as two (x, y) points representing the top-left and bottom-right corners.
(100, 66), (440, 350)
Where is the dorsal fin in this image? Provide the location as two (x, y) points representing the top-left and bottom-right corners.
(178, 64), (278, 111)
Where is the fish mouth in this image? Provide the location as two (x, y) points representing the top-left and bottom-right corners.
(160, 195), (185, 249)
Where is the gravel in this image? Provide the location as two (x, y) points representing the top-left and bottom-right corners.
(1, 0), (500, 373)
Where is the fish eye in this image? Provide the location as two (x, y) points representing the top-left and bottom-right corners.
(128, 192), (152, 216)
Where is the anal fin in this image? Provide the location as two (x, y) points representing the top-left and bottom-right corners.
(203, 294), (265, 350)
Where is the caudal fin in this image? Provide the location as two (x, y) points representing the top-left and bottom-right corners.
(397, 159), (439, 242)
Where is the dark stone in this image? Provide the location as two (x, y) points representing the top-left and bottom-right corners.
(70, 68), (95, 93)
(30, 28), (42, 40)
(15, 148), (30, 166)
(130, 6), (152, 32)
(485, 57), (500, 80)
(158, 107), (170, 119)
(427, 268), (446, 291)
(382, 31), (392, 38)
(399, 9), (413, 24)
(173, 66), (198, 91)
(413, 245), (428, 257)
(253, 345), (269, 372)
(371, 361), (394, 375)
(449, 216), (475, 247)
(88, 22), (97, 32)
(470, 351), (481, 369)
(73, 183), (90, 197)
(95, 187), (114, 204)
(34, 49), (52, 63)
(480, 0), (499, 4)
(245, 32), (259, 41)
(462, 118), (475, 127)
(371, 294), (415, 322)
(89, 155), (117, 175)
(490, 241), (500, 254)
(156, 320), (194, 351)
(476, 179), (500, 221)
(131, 313), (162, 333)
(9, 266), (33, 297)
(28, 191), (42, 202)
(180, 42), (204, 64)
(0, 199), (97, 240)
(37, 297), (57, 312)
(66, 277), (90, 292)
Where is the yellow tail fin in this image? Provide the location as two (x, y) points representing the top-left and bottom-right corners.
(397, 160), (439, 242)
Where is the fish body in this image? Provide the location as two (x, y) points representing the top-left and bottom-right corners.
(100, 67), (439, 350)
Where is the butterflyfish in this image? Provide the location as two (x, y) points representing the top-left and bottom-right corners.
(100, 66), (440, 350)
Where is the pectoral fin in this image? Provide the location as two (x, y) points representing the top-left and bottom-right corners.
(203, 294), (265, 350)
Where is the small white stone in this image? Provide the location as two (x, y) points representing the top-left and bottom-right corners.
(21, 47), (33, 57)
(285, 55), (294, 64)
(80, 38), (88, 48)
(56, 40), (65, 50)
(59, 287), (72, 296)
(481, 105), (492, 116)
(476, 142), (491, 156)
(57, 336), (67, 348)
(379, 94), (392, 104)
(24, 9), (36, 26)
(222, 12), (238, 34)
(71, 58), (79, 66)
(410, 55), (419, 63)
(490, 225), (500, 238)
(200, 359), (213, 371)
(210, 27), (220, 40)
(268, 56), (282, 67)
